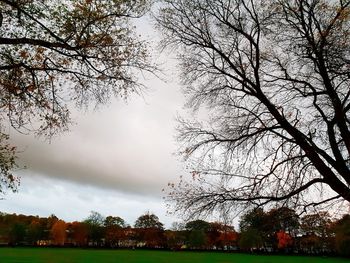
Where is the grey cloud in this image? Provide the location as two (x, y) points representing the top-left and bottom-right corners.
(10, 77), (185, 197)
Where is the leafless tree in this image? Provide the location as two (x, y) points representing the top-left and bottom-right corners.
(156, 0), (350, 217)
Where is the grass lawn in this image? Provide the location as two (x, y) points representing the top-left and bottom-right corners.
(0, 248), (348, 263)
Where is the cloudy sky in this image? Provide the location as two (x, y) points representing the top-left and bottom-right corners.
(0, 15), (188, 228)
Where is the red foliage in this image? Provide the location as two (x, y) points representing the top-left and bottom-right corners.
(277, 230), (293, 249)
(70, 221), (88, 246)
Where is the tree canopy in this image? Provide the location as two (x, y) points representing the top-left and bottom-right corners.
(134, 212), (164, 230)
(157, 0), (350, 216)
(0, 0), (153, 193)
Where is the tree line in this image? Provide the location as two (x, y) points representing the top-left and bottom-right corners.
(0, 211), (237, 250)
(0, 209), (349, 257)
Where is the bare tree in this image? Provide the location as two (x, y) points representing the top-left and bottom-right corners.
(0, 0), (155, 193)
(156, 0), (350, 217)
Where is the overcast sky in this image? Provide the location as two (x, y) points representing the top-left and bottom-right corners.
(0, 15), (189, 228)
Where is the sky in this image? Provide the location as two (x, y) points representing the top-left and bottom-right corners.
(0, 15), (189, 228)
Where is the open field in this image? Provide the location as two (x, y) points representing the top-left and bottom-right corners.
(0, 248), (349, 263)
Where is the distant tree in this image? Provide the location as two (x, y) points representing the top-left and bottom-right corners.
(301, 212), (332, 236)
(300, 211), (333, 252)
(0, 212), (9, 242)
(276, 230), (293, 250)
(187, 229), (207, 249)
(0, 213), (46, 244)
(239, 207), (299, 250)
(134, 212), (165, 247)
(164, 229), (187, 249)
(27, 218), (45, 245)
(104, 216), (126, 228)
(239, 208), (267, 233)
(157, 0), (350, 217)
(84, 211), (105, 246)
(104, 215), (126, 247)
(50, 219), (66, 246)
(185, 219), (210, 249)
(134, 212), (164, 230)
(219, 228), (238, 249)
(70, 221), (88, 246)
(207, 222), (236, 249)
(239, 208), (268, 249)
(39, 214), (59, 240)
(9, 222), (26, 245)
(266, 207), (300, 236)
(238, 228), (263, 251)
(166, 222), (187, 249)
(185, 220), (210, 232)
(164, 230), (178, 249)
(207, 222), (237, 249)
(206, 222), (222, 248)
(333, 214), (350, 257)
(0, 0), (154, 194)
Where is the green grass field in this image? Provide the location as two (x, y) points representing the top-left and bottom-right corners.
(0, 248), (348, 263)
